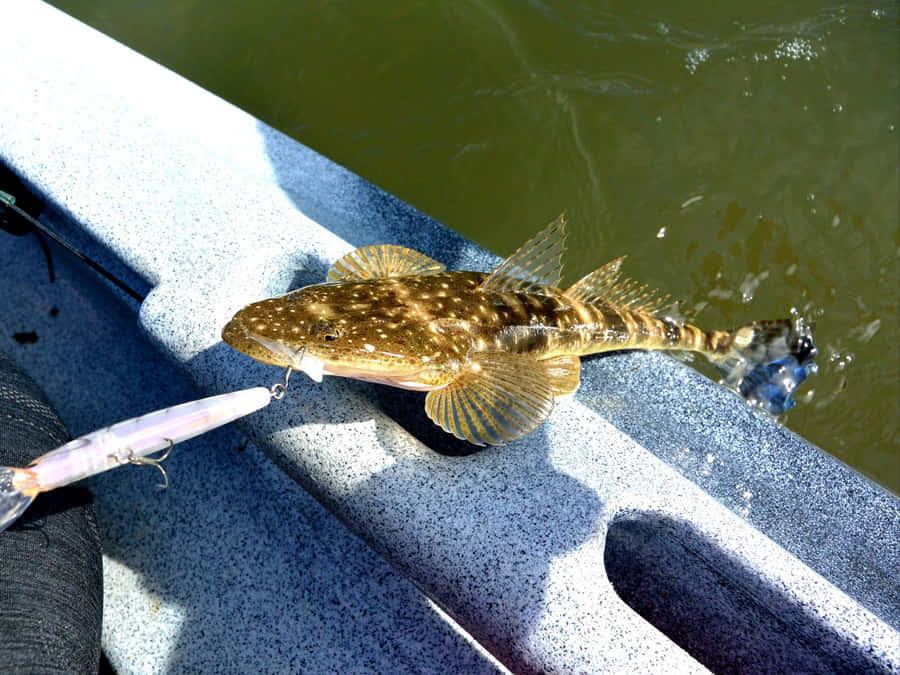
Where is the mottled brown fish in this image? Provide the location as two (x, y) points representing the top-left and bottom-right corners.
(223, 215), (815, 445)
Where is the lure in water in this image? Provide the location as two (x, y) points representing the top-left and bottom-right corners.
(223, 214), (817, 446)
(0, 387), (275, 534)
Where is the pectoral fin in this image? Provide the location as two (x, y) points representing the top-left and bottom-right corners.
(424, 352), (555, 446)
(328, 245), (445, 281)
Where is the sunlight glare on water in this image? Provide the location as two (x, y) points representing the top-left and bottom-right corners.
(45, 0), (900, 492)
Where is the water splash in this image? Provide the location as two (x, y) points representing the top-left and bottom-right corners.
(738, 354), (816, 415)
(773, 37), (818, 61)
(685, 48), (709, 74)
(719, 318), (818, 416)
(738, 270), (770, 303)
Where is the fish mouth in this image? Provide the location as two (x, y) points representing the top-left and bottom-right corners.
(222, 319), (325, 382)
(250, 334), (325, 383)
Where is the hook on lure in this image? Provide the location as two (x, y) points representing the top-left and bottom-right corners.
(0, 367), (297, 534)
(121, 439), (174, 489)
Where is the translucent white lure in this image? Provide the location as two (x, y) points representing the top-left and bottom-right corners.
(0, 386), (275, 534)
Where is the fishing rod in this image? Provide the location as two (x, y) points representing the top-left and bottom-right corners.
(0, 189), (145, 303)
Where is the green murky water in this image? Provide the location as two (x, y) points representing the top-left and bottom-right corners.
(47, 1), (899, 492)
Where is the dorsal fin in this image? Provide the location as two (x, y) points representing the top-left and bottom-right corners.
(479, 213), (567, 293)
(564, 255), (671, 315)
(564, 256), (626, 304)
(327, 244), (445, 282)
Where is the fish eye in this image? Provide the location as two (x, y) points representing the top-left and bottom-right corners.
(311, 319), (341, 343)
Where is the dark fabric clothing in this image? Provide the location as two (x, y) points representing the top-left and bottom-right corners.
(0, 351), (102, 673)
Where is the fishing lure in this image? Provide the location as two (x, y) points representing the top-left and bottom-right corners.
(0, 188), (302, 534)
(0, 372), (294, 534)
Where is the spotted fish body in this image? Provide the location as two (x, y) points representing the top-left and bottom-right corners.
(223, 215), (816, 445)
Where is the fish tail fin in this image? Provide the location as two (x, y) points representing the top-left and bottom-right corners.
(707, 318), (817, 414)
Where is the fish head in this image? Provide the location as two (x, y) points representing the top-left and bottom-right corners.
(222, 279), (462, 388)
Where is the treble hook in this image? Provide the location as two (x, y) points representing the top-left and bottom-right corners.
(124, 439), (174, 489)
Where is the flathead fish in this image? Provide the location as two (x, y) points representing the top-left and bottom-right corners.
(223, 215), (816, 445)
